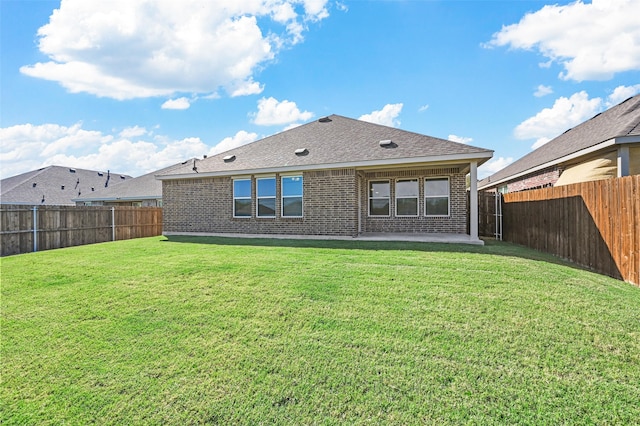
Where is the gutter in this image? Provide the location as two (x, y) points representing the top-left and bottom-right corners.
(156, 151), (494, 181)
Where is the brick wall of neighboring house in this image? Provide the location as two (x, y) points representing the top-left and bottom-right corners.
(506, 168), (561, 192)
(359, 168), (468, 234)
(162, 169), (358, 236)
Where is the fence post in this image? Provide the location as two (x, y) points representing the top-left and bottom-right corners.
(33, 206), (38, 252)
(112, 207), (116, 241)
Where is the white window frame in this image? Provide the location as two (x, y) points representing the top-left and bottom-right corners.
(395, 179), (419, 217)
(424, 177), (450, 217)
(281, 175), (303, 218)
(368, 180), (391, 217)
(233, 178), (252, 218)
(256, 176), (276, 218)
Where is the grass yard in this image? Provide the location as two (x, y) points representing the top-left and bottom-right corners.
(2, 236), (640, 425)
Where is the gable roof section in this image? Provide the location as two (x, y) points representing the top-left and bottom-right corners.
(1, 166), (131, 205)
(73, 161), (191, 202)
(479, 94), (640, 189)
(158, 115), (493, 179)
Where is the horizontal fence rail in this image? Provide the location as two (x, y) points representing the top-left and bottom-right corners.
(0, 205), (162, 256)
(502, 175), (639, 286)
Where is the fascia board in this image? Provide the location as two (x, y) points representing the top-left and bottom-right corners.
(478, 139), (618, 190)
(156, 152), (494, 181)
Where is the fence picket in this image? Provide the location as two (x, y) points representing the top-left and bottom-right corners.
(501, 176), (639, 286)
(0, 206), (163, 256)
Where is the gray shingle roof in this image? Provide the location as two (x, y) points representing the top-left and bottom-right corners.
(73, 161), (190, 202)
(479, 94), (640, 188)
(158, 114), (493, 179)
(1, 166), (131, 205)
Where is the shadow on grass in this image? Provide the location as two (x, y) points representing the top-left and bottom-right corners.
(161, 234), (586, 272)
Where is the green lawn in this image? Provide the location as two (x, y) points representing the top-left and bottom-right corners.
(2, 236), (639, 425)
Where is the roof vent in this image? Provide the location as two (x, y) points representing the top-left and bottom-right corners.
(120, 175), (125, 179)
(318, 117), (332, 123)
(295, 148), (308, 156)
(32, 182), (37, 187)
(98, 172), (103, 177)
(223, 154), (236, 162)
(379, 140), (396, 148)
(61, 185), (65, 190)
(69, 168), (76, 173)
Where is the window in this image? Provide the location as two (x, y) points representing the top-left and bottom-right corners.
(233, 179), (251, 217)
(395, 179), (418, 216)
(425, 178), (450, 216)
(369, 180), (390, 216)
(282, 176), (303, 217)
(256, 177), (276, 217)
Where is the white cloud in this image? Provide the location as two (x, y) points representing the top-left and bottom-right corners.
(209, 130), (259, 156)
(478, 156), (514, 179)
(20, 0), (330, 100)
(119, 125), (148, 138)
(514, 91), (603, 149)
(0, 122), (209, 179)
(448, 134), (473, 144)
(486, 0), (640, 81)
(253, 97), (313, 126)
(534, 85), (553, 98)
(161, 97), (191, 110)
(359, 103), (403, 127)
(606, 84), (640, 107)
(418, 104), (430, 112)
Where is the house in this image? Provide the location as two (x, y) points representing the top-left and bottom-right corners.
(0, 166), (130, 206)
(479, 94), (640, 193)
(157, 115), (493, 243)
(73, 161), (193, 207)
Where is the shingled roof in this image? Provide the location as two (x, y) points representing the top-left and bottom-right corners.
(479, 94), (640, 189)
(157, 114), (493, 179)
(73, 161), (191, 203)
(1, 166), (131, 205)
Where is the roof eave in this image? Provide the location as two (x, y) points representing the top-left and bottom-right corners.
(72, 195), (161, 202)
(156, 151), (494, 181)
(477, 136), (640, 190)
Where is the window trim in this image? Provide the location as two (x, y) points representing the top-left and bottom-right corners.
(424, 176), (450, 217)
(233, 178), (252, 218)
(395, 178), (419, 217)
(281, 175), (303, 218)
(368, 179), (391, 217)
(256, 176), (276, 218)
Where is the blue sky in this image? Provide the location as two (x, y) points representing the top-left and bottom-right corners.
(2, 0), (639, 180)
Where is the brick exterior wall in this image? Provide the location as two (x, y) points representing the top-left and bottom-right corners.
(359, 168), (467, 234)
(163, 166), (468, 237)
(163, 169), (358, 236)
(505, 167), (561, 192)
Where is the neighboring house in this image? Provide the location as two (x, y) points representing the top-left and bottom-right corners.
(73, 161), (193, 207)
(0, 166), (130, 206)
(157, 114), (493, 242)
(479, 94), (640, 193)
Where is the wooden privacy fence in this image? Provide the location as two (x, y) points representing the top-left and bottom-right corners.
(0, 205), (163, 256)
(502, 175), (639, 286)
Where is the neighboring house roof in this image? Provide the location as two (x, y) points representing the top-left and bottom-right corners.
(1, 166), (131, 205)
(479, 94), (640, 189)
(158, 114), (493, 180)
(73, 161), (191, 203)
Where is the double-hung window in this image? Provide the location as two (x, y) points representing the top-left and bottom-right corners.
(395, 179), (418, 216)
(281, 176), (303, 217)
(369, 180), (390, 216)
(233, 178), (252, 217)
(256, 177), (276, 217)
(425, 177), (450, 216)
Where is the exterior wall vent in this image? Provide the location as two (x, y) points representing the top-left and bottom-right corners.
(295, 148), (308, 156)
(223, 155), (236, 162)
(379, 140), (395, 148)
